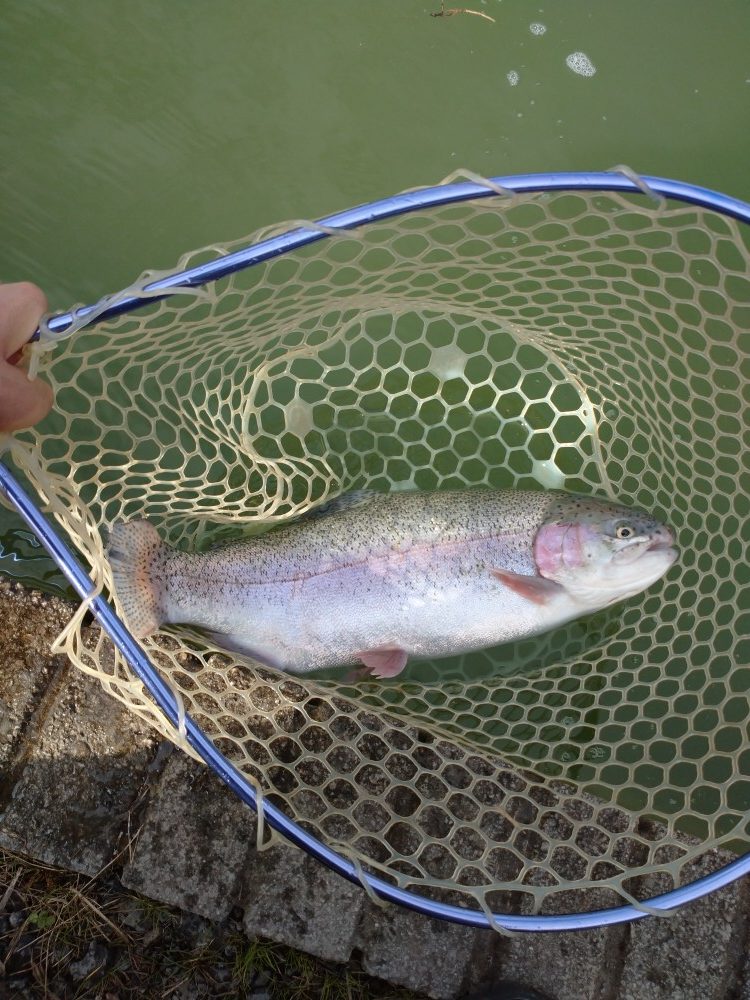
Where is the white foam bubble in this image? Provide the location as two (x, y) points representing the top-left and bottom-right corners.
(565, 51), (596, 77)
(284, 398), (314, 437)
(529, 22), (546, 35)
(429, 344), (467, 381)
(506, 70), (519, 86)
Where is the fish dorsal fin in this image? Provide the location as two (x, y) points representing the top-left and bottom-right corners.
(302, 489), (381, 521)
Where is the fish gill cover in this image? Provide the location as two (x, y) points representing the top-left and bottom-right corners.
(7, 173), (750, 922)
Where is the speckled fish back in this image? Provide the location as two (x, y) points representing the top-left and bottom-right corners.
(202, 489), (564, 586)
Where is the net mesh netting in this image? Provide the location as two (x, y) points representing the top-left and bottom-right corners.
(6, 176), (750, 919)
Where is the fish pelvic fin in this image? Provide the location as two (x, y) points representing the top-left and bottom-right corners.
(108, 520), (168, 639)
(357, 646), (408, 679)
(491, 568), (562, 606)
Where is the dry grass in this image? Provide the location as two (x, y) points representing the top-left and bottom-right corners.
(0, 847), (420, 1000)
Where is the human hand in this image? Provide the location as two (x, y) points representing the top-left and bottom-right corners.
(0, 282), (53, 432)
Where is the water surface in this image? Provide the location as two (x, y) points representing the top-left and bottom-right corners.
(2, 0), (749, 585)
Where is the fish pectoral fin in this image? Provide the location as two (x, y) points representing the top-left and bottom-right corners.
(491, 569), (561, 606)
(357, 646), (408, 679)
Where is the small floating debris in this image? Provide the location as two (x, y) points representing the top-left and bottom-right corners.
(431, 2), (496, 22)
(529, 23), (546, 35)
(506, 70), (520, 86)
(565, 51), (596, 77)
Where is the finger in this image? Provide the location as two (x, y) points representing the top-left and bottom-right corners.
(0, 364), (53, 432)
(0, 282), (49, 359)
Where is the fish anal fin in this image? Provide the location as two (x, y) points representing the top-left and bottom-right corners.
(491, 568), (560, 606)
(357, 646), (408, 679)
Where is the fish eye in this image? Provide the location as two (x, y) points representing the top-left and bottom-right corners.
(615, 524), (635, 540)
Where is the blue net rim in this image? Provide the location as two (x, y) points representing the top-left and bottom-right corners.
(47, 171), (750, 338)
(6, 171), (750, 931)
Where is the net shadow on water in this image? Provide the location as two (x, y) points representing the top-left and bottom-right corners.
(6, 179), (750, 921)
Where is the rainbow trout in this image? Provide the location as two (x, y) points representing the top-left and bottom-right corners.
(108, 489), (677, 677)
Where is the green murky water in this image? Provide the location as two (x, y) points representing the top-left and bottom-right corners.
(2, 1), (749, 845)
(2, 0), (750, 586)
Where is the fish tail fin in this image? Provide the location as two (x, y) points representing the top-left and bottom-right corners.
(108, 520), (169, 638)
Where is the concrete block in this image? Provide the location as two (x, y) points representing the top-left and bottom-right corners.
(0, 581), (73, 772)
(122, 752), (257, 922)
(242, 841), (364, 963)
(735, 892), (750, 1000)
(495, 890), (619, 1000)
(617, 852), (745, 1000)
(354, 900), (485, 1000)
(0, 663), (156, 874)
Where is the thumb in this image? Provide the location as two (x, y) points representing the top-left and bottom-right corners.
(0, 362), (53, 432)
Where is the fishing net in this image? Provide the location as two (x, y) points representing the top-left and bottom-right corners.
(6, 173), (750, 920)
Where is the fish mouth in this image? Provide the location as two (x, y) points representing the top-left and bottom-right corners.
(647, 525), (676, 554)
(647, 540), (679, 566)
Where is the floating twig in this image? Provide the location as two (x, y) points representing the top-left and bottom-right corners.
(431, 2), (496, 22)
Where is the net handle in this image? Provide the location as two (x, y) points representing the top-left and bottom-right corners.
(41, 171), (750, 340)
(3, 456), (750, 932)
